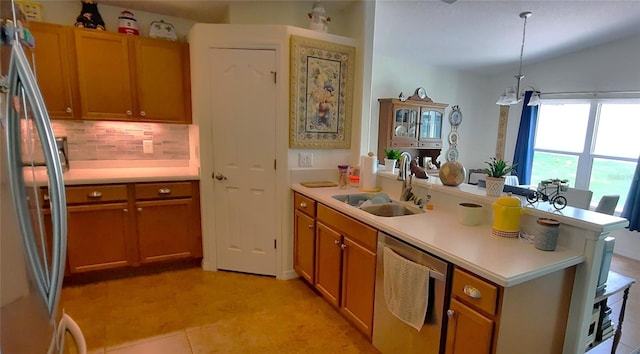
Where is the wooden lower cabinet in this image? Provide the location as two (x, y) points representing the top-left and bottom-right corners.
(315, 221), (342, 307)
(46, 180), (202, 276)
(315, 203), (378, 339)
(293, 192), (317, 284)
(340, 236), (377, 334)
(446, 266), (575, 354)
(445, 298), (494, 354)
(67, 202), (133, 273)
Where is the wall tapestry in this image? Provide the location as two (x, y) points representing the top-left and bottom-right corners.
(289, 35), (354, 149)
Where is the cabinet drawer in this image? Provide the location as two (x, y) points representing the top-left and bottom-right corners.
(65, 184), (128, 204)
(317, 204), (377, 252)
(294, 193), (316, 217)
(135, 181), (193, 200)
(451, 267), (499, 316)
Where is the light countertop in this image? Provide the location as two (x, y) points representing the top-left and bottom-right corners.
(27, 165), (200, 186)
(292, 184), (586, 287)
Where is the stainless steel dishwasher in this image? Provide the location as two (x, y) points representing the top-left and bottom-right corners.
(373, 232), (451, 354)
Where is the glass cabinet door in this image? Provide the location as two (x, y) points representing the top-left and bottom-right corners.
(394, 107), (419, 139)
(419, 110), (442, 140)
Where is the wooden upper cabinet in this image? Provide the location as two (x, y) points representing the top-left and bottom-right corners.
(74, 28), (191, 123)
(75, 29), (134, 121)
(28, 22), (79, 119)
(134, 37), (191, 123)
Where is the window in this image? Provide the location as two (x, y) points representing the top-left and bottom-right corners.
(530, 99), (640, 212)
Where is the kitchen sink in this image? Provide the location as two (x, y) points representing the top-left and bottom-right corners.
(359, 203), (424, 217)
(332, 193), (376, 207)
(332, 193), (424, 217)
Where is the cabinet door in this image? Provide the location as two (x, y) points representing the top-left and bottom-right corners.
(419, 109), (443, 140)
(75, 29), (134, 120)
(29, 22), (79, 119)
(445, 298), (494, 354)
(294, 210), (315, 284)
(136, 198), (197, 263)
(66, 203), (132, 273)
(341, 236), (377, 338)
(315, 222), (342, 307)
(392, 106), (419, 147)
(133, 37), (191, 123)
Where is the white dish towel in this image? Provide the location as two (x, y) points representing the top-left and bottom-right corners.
(383, 247), (431, 331)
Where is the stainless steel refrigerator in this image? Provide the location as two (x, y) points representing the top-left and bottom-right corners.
(1, 1), (86, 353)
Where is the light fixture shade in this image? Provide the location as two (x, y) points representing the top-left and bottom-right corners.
(496, 11), (533, 106)
(527, 92), (541, 106)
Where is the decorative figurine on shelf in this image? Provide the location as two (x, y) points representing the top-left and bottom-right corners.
(75, 0), (105, 31)
(526, 178), (569, 210)
(118, 10), (139, 36)
(308, 2), (330, 33)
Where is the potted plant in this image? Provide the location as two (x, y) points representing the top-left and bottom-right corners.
(384, 148), (401, 173)
(483, 157), (517, 197)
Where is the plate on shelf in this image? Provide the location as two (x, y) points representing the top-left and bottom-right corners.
(449, 106), (463, 126)
(448, 131), (459, 145)
(395, 125), (407, 136)
(446, 147), (459, 162)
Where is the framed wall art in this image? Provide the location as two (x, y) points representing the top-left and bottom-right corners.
(289, 35), (355, 149)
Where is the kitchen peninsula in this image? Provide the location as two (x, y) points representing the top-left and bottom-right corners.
(291, 172), (629, 354)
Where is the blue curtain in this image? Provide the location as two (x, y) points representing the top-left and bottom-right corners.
(512, 91), (538, 185)
(622, 155), (640, 231)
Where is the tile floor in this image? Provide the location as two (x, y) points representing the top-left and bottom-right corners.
(60, 266), (378, 354)
(61, 254), (640, 354)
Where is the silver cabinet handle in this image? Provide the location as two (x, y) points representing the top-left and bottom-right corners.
(87, 191), (102, 198)
(334, 240), (340, 245)
(66, 107), (72, 113)
(340, 243), (347, 250)
(140, 110), (146, 117)
(300, 202), (307, 208)
(463, 285), (481, 299)
(44, 194), (50, 201)
(307, 224), (313, 229)
(138, 208), (142, 212)
(447, 309), (455, 318)
(214, 173), (227, 181)
(126, 110), (132, 116)
(158, 188), (171, 195)
(123, 208), (128, 212)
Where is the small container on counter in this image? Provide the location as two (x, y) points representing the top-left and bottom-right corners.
(338, 165), (349, 189)
(534, 218), (560, 251)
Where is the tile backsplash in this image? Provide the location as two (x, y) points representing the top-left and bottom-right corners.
(51, 120), (190, 161)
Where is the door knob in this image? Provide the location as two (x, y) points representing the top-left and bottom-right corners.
(213, 173), (227, 181)
(447, 309), (455, 318)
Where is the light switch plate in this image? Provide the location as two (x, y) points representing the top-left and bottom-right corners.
(143, 140), (153, 154)
(298, 152), (313, 167)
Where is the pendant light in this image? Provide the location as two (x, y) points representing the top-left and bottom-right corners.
(496, 11), (532, 106)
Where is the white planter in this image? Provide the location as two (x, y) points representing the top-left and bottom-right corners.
(485, 176), (505, 197)
(384, 158), (397, 174)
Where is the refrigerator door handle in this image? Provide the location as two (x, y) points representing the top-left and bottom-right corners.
(6, 42), (67, 317)
(49, 313), (87, 354)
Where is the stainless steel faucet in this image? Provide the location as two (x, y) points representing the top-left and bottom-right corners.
(398, 151), (413, 200)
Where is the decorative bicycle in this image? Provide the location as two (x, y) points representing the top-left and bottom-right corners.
(526, 178), (570, 210)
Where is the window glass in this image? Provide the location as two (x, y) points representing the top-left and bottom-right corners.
(530, 151), (578, 187)
(535, 104), (590, 152)
(590, 158), (636, 211)
(594, 104), (640, 158)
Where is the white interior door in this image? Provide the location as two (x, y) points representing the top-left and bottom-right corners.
(210, 48), (277, 276)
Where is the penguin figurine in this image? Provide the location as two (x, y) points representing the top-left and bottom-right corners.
(75, 0), (105, 31)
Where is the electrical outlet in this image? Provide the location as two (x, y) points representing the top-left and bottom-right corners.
(143, 140), (153, 154)
(298, 152), (313, 167)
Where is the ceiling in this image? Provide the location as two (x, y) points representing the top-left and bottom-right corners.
(99, 0), (640, 75)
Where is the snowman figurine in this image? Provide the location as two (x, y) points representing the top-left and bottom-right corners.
(308, 2), (330, 33)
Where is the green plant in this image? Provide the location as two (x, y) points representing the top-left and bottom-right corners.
(384, 148), (401, 160)
(483, 157), (517, 178)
